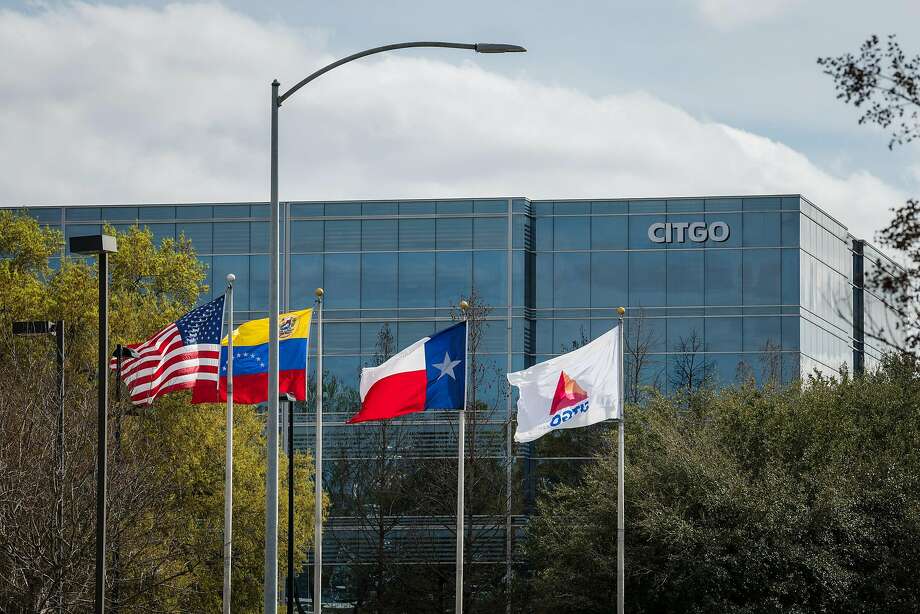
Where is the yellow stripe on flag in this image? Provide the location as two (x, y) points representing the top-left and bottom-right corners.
(221, 307), (313, 346)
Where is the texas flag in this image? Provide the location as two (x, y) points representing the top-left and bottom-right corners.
(348, 322), (467, 424)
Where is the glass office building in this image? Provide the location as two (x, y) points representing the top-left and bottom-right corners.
(9, 194), (904, 599)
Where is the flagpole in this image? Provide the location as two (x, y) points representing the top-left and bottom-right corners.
(456, 300), (470, 614)
(313, 288), (324, 614)
(223, 274), (236, 614)
(616, 306), (626, 614)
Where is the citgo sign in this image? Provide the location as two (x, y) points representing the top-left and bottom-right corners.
(647, 221), (730, 244)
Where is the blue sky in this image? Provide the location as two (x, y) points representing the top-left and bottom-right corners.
(1, 0), (918, 239)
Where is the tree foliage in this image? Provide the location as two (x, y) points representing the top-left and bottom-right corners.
(819, 35), (920, 349)
(522, 356), (920, 613)
(0, 213), (318, 612)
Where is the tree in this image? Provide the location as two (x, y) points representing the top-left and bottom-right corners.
(522, 355), (920, 613)
(819, 35), (920, 349)
(670, 330), (714, 395)
(0, 214), (318, 612)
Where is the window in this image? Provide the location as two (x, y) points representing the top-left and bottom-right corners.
(628, 251), (666, 307)
(289, 255), (322, 302)
(742, 212), (781, 247)
(250, 222), (269, 253)
(474, 217), (506, 249)
(667, 317), (704, 352)
(781, 249), (799, 305)
(438, 200), (473, 214)
(628, 215), (659, 249)
(362, 219), (397, 251)
(214, 204), (250, 218)
(290, 221), (323, 252)
(399, 252), (434, 307)
(743, 316), (782, 351)
(742, 249), (782, 305)
(361, 253), (397, 308)
(324, 254), (360, 308)
(399, 219), (435, 250)
(26, 208), (61, 224)
(103, 207), (138, 222)
(436, 251), (472, 308)
(213, 222), (250, 253)
(289, 203), (324, 217)
(437, 218), (472, 249)
(177, 205), (213, 219)
(362, 202), (397, 216)
(553, 216), (589, 250)
(667, 250), (703, 306)
(590, 216), (628, 249)
(535, 253), (553, 308)
(474, 251), (507, 307)
(590, 252), (628, 308)
(326, 201), (362, 217)
(781, 212), (800, 247)
(65, 207), (100, 222)
(324, 220), (361, 251)
(398, 321), (435, 348)
(705, 250), (741, 305)
(249, 255), (268, 311)
(212, 255), (249, 310)
(705, 317), (742, 352)
(552, 252), (588, 308)
(138, 206), (175, 220)
(535, 218), (553, 251)
(325, 323), (361, 354)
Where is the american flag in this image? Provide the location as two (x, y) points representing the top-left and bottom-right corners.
(112, 295), (226, 405)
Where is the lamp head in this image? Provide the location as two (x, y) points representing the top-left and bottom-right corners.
(475, 43), (527, 53)
(12, 321), (55, 336)
(68, 234), (117, 255)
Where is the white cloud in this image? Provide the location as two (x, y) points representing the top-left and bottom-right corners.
(0, 2), (904, 241)
(691, 0), (802, 29)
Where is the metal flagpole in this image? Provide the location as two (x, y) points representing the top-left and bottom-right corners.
(267, 78), (281, 614)
(313, 288), (324, 614)
(223, 274), (236, 614)
(456, 300), (471, 614)
(616, 306), (626, 614)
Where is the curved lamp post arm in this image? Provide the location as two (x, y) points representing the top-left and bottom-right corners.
(278, 41), (525, 105)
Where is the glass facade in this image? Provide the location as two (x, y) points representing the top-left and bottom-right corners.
(9, 194), (904, 600)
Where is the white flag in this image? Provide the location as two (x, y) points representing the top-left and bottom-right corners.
(508, 326), (622, 443)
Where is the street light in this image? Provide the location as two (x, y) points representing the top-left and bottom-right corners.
(69, 233), (118, 614)
(267, 40), (525, 614)
(12, 319), (64, 614)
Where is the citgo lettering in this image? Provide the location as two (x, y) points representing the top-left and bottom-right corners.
(549, 400), (590, 427)
(647, 221), (730, 244)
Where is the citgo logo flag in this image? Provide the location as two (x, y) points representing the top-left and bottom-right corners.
(507, 326), (622, 443)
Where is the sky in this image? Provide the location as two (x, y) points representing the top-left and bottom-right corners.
(1, 0), (919, 241)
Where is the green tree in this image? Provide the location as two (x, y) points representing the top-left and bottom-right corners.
(0, 213), (319, 612)
(522, 356), (920, 613)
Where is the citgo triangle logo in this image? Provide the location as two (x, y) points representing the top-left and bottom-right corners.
(549, 371), (588, 415)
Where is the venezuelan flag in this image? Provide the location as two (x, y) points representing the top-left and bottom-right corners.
(192, 308), (312, 404)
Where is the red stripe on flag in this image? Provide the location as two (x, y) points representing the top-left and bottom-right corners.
(348, 370), (427, 423)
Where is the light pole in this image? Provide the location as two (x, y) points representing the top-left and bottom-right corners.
(266, 40), (525, 614)
(12, 319), (64, 613)
(69, 234), (118, 614)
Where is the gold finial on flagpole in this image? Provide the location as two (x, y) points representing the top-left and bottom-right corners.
(617, 306), (626, 316)
(315, 287), (324, 299)
(459, 299), (470, 312)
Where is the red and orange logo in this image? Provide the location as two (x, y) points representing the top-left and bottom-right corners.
(549, 371), (588, 415)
